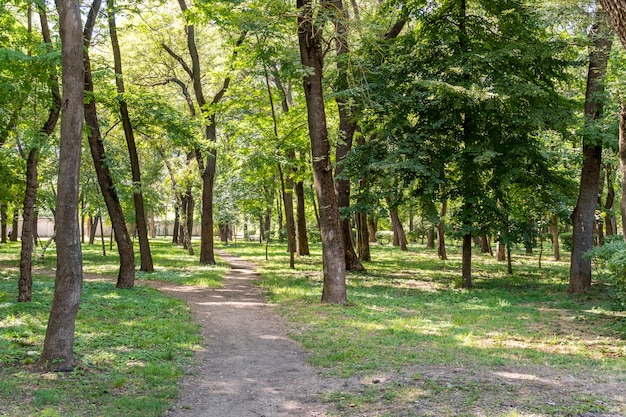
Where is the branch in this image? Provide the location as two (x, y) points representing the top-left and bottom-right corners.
(161, 43), (194, 80)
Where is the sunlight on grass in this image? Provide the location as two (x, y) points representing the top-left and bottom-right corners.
(223, 240), (626, 416)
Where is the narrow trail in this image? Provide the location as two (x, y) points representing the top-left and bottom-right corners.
(156, 251), (339, 417)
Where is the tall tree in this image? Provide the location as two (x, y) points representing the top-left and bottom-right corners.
(107, 0), (153, 272)
(569, 5), (612, 293)
(18, 5), (60, 302)
(38, 0), (84, 371)
(297, 0), (347, 303)
(83, 0), (135, 289)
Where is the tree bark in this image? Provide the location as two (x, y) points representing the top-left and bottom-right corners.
(1, 204), (6, 243)
(298, 0), (346, 303)
(437, 199), (447, 260)
(295, 181), (310, 256)
(462, 233), (472, 288)
(550, 214), (560, 261)
(38, 0), (84, 371)
(84, 0), (135, 288)
(107, 0), (153, 272)
(569, 8), (612, 293)
(387, 198), (408, 251)
(18, 6), (61, 302)
(368, 216), (378, 242)
(620, 105), (626, 239)
(426, 228), (435, 249)
(11, 209), (18, 242)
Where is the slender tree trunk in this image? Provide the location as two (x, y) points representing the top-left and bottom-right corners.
(387, 198), (408, 251)
(603, 165), (615, 238)
(298, 0), (346, 303)
(437, 199), (447, 260)
(38, 0), (84, 371)
(172, 205), (180, 244)
(310, 184), (320, 230)
(620, 105), (626, 239)
(550, 215), (561, 261)
(19, 6), (61, 302)
(462, 233), (472, 288)
(89, 216), (98, 245)
(84, 0), (135, 288)
(107, 0), (153, 272)
(295, 181), (310, 256)
(278, 164), (295, 269)
(11, 209), (18, 242)
(1, 204), (6, 243)
(569, 9), (612, 293)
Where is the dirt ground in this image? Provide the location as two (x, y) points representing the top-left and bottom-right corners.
(149, 252), (626, 417)
(153, 251), (341, 417)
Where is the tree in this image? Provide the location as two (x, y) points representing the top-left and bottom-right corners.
(569, 5), (612, 293)
(18, 4), (60, 302)
(297, 0), (347, 303)
(107, 0), (153, 272)
(38, 0), (84, 371)
(83, 0), (135, 289)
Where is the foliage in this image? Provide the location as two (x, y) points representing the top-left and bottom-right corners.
(587, 239), (626, 310)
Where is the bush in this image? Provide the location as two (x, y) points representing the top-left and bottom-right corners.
(560, 232), (573, 252)
(376, 230), (394, 245)
(586, 240), (626, 311)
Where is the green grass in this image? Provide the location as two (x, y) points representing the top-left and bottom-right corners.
(0, 238), (225, 417)
(222, 240), (626, 417)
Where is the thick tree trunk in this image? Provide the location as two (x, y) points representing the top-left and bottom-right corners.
(107, 0), (153, 272)
(331, 0), (365, 273)
(298, 0), (346, 303)
(199, 144), (216, 264)
(19, 7), (61, 302)
(569, 9), (612, 293)
(426, 228), (435, 249)
(38, 0), (84, 371)
(496, 240), (506, 261)
(295, 181), (310, 256)
(387, 199), (408, 251)
(84, 0), (135, 288)
(368, 216), (377, 242)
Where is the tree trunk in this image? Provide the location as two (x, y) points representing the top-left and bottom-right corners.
(603, 165), (615, 238)
(295, 181), (310, 256)
(89, 216), (98, 245)
(550, 214), (560, 261)
(1, 204), (6, 243)
(569, 8), (612, 293)
(310, 184), (320, 230)
(19, 6), (61, 302)
(330, 0), (365, 273)
(38, 0), (84, 371)
(278, 164), (296, 269)
(356, 211), (371, 261)
(620, 105), (626, 240)
(496, 240), (506, 261)
(107, 0), (153, 272)
(461, 233), (472, 288)
(84, 0), (135, 288)
(172, 205), (180, 244)
(426, 228), (435, 249)
(437, 199), (447, 260)
(387, 198), (408, 251)
(297, 0), (346, 303)
(368, 216), (378, 242)
(199, 145), (216, 264)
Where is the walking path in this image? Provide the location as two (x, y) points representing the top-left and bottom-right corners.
(157, 251), (338, 417)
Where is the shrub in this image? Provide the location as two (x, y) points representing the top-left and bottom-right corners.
(376, 230), (394, 245)
(560, 232), (573, 252)
(586, 240), (626, 311)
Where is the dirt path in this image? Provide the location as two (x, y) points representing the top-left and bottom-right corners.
(155, 251), (339, 417)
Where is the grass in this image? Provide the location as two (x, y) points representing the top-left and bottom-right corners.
(0, 238), (225, 417)
(221, 240), (626, 417)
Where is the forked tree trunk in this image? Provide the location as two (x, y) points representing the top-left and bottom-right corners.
(38, 0), (84, 371)
(387, 198), (408, 251)
(569, 8), (612, 293)
(297, 0), (346, 303)
(19, 6), (61, 302)
(84, 0), (135, 288)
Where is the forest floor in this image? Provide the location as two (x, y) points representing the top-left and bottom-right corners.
(150, 250), (626, 417)
(151, 250), (342, 417)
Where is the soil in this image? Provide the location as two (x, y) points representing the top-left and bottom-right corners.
(152, 251), (342, 417)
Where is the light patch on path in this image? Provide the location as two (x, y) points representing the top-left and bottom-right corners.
(160, 251), (338, 417)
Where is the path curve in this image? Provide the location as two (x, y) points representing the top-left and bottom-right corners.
(156, 251), (338, 417)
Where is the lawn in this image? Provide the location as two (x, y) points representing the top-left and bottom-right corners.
(221, 240), (626, 417)
(0, 239), (226, 417)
